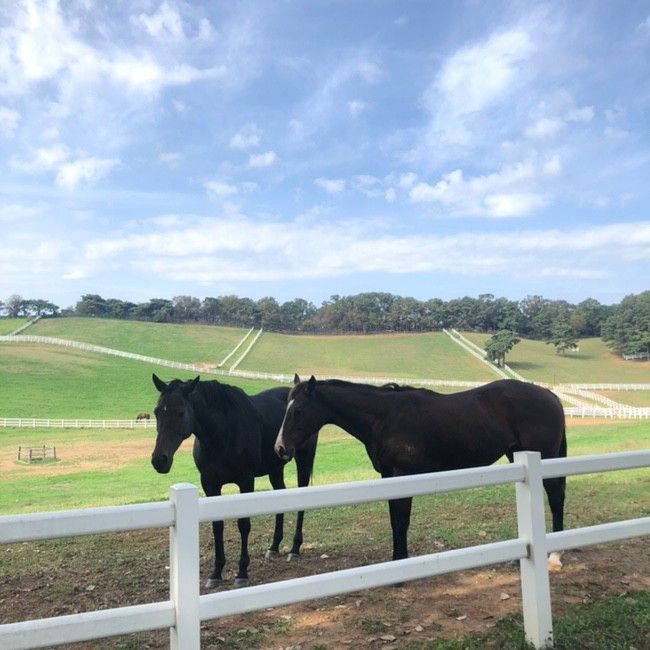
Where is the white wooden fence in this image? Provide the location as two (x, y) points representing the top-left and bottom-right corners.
(1, 450), (649, 649)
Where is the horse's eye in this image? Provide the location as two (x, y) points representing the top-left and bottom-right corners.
(178, 410), (185, 418)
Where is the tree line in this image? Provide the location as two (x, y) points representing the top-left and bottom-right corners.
(1, 290), (648, 358)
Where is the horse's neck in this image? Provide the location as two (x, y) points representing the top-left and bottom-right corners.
(318, 385), (389, 446)
(191, 395), (226, 453)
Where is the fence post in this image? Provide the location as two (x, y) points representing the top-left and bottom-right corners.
(514, 451), (553, 648)
(169, 483), (200, 650)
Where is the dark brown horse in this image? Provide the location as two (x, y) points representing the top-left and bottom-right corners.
(275, 378), (566, 562)
(151, 374), (318, 587)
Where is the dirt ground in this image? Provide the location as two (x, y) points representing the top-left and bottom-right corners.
(2, 530), (648, 649)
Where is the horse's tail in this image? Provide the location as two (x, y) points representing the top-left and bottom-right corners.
(559, 421), (567, 459)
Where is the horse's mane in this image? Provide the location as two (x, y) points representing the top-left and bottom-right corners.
(292, 378), (432, 397)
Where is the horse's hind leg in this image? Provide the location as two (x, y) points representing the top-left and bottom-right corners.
(387, 496), (413, 561)
(543, 476), (566, 533)
(266, 468), (286, 558)
(234, 475), (255, 587)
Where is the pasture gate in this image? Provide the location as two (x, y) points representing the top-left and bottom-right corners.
(0, 450), (649, 650)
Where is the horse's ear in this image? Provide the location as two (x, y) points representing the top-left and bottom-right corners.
(293, 373), (301, 385)
(182, 376), (200, 396)
(307, 375), (316, 394)
(152, 373), (167, 392)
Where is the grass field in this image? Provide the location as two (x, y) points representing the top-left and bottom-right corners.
(29, 317), (248, 365)
(0, 318), (27, 335)
(602, 390), (650, 407)
(242, 331), (498, 381)
(463, 333), (650, 384)
(0, 342), (275, 418)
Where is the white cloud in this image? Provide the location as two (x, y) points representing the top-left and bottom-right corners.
(81, 216), (650, 285)
(56, 157), (120, 191)
(159, 151), (183, 167)
(565, 106), (594, 123)
(315, 177), (346, 194)
(0, 106), (20, 134)
(0, 1), (225, 99)
(11, 144), (71, 172)
(347, 100), (366, 116)
(525, 117), (565, 140)
(409, 159), (551, 217)
(422, 28), (534, 148)
(398, 172), (417, 189)
(385, 188), (397, 203)
(248, 150), (277, 168)
(204, 180), (238, 198)
(230, 123), (262, 150)
(134, 2), (186, 42)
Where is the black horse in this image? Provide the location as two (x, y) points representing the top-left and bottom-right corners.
(275, 377), (566, 563)
(151, 373), (318, 588)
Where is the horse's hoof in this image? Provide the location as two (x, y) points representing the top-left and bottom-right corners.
(547, 552), (563, 573)
(205, 577), (222, 589)
(234, 577), (250, 588)
(265, 549), (279, 559)
(286, 552), (300, 562)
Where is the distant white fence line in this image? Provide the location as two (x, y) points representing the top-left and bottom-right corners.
(2, 335), (649, 422)
(216, 327), (255, 368)
(7, 316), (41, 336)
(229, 327), (264, 371)
(0, 450), (648, 650)
(558, 383), (650, 391)
(443, 328), (510, 379)
(0, 418), (153, 429)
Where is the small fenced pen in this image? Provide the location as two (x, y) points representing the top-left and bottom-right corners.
(16, 445), (57, 464)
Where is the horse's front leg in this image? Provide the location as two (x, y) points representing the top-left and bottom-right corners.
(200, 478), (225, 589)
(266, 468), (286, 558)
(234, 475), (255, 587)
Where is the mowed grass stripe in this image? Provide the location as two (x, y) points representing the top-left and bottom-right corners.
(30, 317), (248, 366)
(463, 333), (650, 384)
(0, 318), (28, 335)
(0, 343), (277, 418)
(241, 331), (497, 381)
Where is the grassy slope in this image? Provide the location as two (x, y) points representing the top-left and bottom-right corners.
(0, 343), (276, 418)
(0, 318), (27, 335)
(30, 317), (248, 365)
(242, 331), (498, 381)
(463, 333), (650, 384)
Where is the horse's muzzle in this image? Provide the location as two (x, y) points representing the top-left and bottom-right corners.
(151, 454), (172, 474)
(274, 443), (294, 461)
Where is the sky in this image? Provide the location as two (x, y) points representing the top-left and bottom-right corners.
(1, 0), (649, 310)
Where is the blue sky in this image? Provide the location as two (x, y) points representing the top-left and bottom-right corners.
(1, 0), (649, 310)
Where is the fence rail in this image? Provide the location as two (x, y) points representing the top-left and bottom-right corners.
(0, 450), (648, 650)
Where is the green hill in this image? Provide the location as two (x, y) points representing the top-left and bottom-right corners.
(0, 318), (27, 335)
(29, 317), (248, 366)
(241, 331), (497, 381)
(0, 342), (276, 418)
(463, 333), (650, 384)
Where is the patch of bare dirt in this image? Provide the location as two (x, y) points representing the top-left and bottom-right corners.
(2, 530), (647, 649)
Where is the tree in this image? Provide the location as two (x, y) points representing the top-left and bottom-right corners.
(547, 319), (579, 355)
(485, 330), (520, 367)
(601, 291), (650, 357)
(5, 294), (25, 317)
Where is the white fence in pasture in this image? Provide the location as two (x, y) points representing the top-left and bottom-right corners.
(0, 418), (154, 429)
(1, 450), (649, 650)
